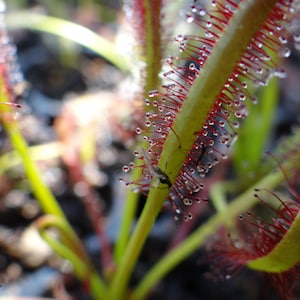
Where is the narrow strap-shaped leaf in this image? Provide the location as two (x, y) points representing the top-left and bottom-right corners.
(158, 0), (280, 183)
(110, 1), (282, 299)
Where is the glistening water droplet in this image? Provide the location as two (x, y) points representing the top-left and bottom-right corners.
(136, 127), (142, 134)
(186, 14), (195, 23)
(148, 89), (159, 97)
(278, 46), (291, 58)
(123, 165), (130, 172)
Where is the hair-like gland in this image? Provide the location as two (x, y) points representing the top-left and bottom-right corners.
(212, 190), (300, 298)
(125, 0), (298, 221)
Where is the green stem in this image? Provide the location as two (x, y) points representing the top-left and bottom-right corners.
(131, 165), (289, 300)
(38, 219), (92, 280)
(110, 187), (169, 299)
(37, 215), (108, 300)
(2, 119), (65, 217)
(37, 215), (90, 262)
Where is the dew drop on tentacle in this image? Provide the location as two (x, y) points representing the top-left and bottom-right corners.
(148, 89), (160, 97)
(273, 67), (287, 78)
(183, 198), (193, 206)
(186, 13), (195, 24)
(122, 165), (130, 173)
(166, 56), (174, 65)
(135, 127), (142, 135)
(183, 212), (193, 222)
(189, 62), (196, 70)
(175, 34), (185, 42)
(145, 120), (152, 127)
(206, 21), (212, 28)
(240, 82), (248, 90)
(279, 35), (288, 44)
(278, 46), (291, 58)
(251, 96), (258, 104)
(191, 5), (198, 13)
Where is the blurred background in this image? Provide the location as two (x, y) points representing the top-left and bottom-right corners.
(0, 1), (299, 299)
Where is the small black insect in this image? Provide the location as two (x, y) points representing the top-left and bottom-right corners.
(153, 166), (172, 188)
(142, 148), (172, 188)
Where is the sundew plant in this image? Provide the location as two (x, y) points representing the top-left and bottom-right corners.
(2, 0), (300, 299)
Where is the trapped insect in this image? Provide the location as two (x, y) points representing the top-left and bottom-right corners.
(141, 148), (172, 188)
